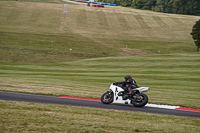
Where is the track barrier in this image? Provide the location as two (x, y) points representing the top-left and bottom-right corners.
(92, 5), (104, 8)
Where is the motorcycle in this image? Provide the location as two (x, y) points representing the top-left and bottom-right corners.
(101, 82), (150, 107)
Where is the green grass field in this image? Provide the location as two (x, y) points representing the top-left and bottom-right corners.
(0, 53), (200, 108)
(0, 1), (200, 132)
(1, 100), (200, 133)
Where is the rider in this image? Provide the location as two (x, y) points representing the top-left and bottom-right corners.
(117, 75), (139, 95)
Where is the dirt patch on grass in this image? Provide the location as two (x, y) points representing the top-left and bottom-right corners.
(112, 48), (156, 56)
(0, 47), (100, 64)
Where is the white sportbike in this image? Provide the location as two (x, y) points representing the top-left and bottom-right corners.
(101, 83), (150, 107)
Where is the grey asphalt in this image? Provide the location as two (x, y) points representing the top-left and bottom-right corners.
(0, 91), (199, 118)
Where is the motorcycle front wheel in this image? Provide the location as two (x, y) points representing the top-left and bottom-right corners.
(131, 94), (148, 107)
(101, 91), (114, 104)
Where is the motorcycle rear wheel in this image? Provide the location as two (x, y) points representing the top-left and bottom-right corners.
(131, 94), (148, 107)
(101, 91), (114, 104)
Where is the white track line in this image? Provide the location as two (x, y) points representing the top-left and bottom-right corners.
(145, 103), (180, 110)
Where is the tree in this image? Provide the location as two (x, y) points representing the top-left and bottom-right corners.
(185, 0), (200, 16)
(191, 19), (200, 52)
(143, 0), (157, 10)
(131, 0), (148, 9)
(120, 0), (132, 7)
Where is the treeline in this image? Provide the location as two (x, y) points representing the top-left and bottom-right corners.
(96, 0), (200, 16)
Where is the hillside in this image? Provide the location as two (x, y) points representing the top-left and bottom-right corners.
(0, 1), (200, 132)
(0, 1), (200, 64)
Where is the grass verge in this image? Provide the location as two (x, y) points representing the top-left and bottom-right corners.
(0, 100), (200, 133)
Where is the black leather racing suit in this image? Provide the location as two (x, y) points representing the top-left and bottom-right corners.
(119, 79), (139, 94)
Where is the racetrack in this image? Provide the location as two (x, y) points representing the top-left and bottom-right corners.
(0, 91), (199, 118)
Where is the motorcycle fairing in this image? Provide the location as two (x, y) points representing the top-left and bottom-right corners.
(109, 84), (131, 104)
